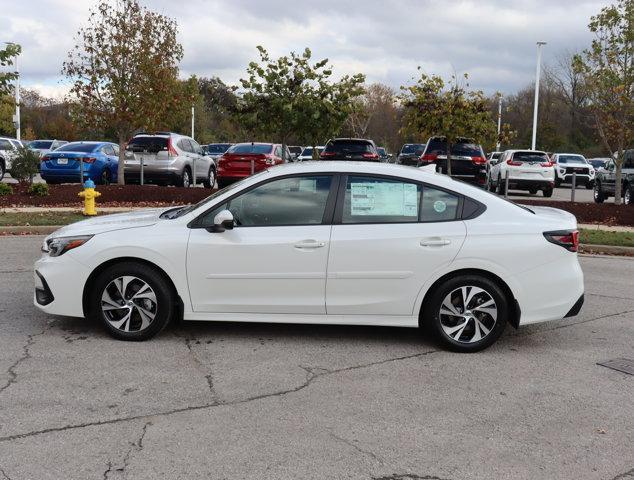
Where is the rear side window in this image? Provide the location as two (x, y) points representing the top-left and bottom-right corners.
(342, 176), (422, 224)
(325, 140), (374, 154)
(178, 139), (193, 152)
(421, 187), (460, 222)
(56, 143), (99, 153)
(127, 137), (169, 153)
(228, 144), (273, 154)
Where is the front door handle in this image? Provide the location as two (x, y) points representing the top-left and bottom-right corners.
(294, 240), (326, 249)
(420, 238), (451, 247)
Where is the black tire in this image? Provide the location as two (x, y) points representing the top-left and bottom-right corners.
(0, 159), (5, 181)
(421, 275), (508, 353)
(99, 168), (111, 185)
(624, 184), (633, 206)
(528, 188), (537, 195)
(593, 182), (605, 203)
(585, 181), (594, 190)
(217, 177), (231, 189)
(542, 186), (553, 197)
(87, 262), (175, 341)
(497, 176), (506, 195)
(178, 167), (192, 188)
(203, 166), (216, 189)
(555, 178), (562, 188)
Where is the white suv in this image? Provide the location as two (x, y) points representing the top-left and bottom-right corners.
(0, 137), (24, 180)
(552, 153), (595, 189)
(487, 150), (555, 197)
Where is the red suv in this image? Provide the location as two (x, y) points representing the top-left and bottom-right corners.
(217, 143), (288, 188)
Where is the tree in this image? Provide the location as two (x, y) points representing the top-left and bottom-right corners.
(0, 43), (20, 97)
(62, 0), (185, 184)
(400, 72), (500, 175)
(235, 46), (365, 156)
(575, 0), (633, 204)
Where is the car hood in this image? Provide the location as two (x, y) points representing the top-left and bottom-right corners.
(47, 208), (171, 238)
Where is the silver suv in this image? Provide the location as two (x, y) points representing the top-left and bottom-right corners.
(0, 137), (25, 180)
(124, 132), (215, 188)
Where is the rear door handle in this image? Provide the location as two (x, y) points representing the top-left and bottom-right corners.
(420, 238), (451, 247)
(294, 240), (325, 249)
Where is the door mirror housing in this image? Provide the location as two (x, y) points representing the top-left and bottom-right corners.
(208, 209), (234, 232)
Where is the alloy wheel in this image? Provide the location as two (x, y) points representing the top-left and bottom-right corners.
(439, 286), (498, 344)
(208, 168), (215, 187)
(101, 276), (157, 333)
(625, 187), (631, 205)
(183, 170), (191, 188)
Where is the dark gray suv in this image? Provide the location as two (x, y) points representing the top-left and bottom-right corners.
(594, 150), (634, 205)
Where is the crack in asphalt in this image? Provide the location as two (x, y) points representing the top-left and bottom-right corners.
(587, 292), (634, 302)
(329, 432), (384, 464)
(0, 467), (12, 480)
(173, 331), (219, 402)
(0, 323), (52, 396)
(0, 349), (438, 443)
(103, 422), (151, 480)
(372, 474), (453, 480)
(612, 467), (634, 480)
(515, 308), (634, 337)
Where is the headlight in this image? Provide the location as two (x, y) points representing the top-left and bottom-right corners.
(45, 235), (93, 257)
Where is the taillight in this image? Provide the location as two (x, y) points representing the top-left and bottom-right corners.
(507, 159), (523, 166)
(471, 156), (487, 165)
(167, 138), (178, 157)
(544, 230), (579, 252)
(362, 152), (379, 159)
(420, 154), (437, 162)
(264, 155), (275, 165)
(541, 161), (554, 167)
(81, 157), (96, 164)
(320, 151), (336, 158)
(41, 155), (50, 163)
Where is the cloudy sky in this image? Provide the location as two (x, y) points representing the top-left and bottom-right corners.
(2, 0), (608, 99)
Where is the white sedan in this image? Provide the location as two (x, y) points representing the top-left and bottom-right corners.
(34, 162), (584, 352)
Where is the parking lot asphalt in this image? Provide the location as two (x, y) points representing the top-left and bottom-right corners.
(0, 236), (632, 480)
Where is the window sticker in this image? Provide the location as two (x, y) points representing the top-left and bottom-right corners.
(350, 182), (418, 216)
(433, 200), (447, 213)
(298, 178), (317, 192)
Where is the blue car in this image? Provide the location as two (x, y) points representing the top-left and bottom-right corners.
(40, 141), (119, 184)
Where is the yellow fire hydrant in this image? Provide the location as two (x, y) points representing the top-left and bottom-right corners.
(78, 179), (101, 216)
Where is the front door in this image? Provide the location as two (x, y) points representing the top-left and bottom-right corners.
(326, 175), (466, 316)
(187, 174), (336, 314)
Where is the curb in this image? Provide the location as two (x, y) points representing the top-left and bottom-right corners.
(579, 243), (634, 256)
(0, 225), (60, 235)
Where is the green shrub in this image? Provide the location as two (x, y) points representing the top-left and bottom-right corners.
(0, 183), (13, 195)
(28, 183), (49, 196)
(11, 146), (42, 184)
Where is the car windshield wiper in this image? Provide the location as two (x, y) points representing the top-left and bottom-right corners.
(160, 206), (187, 219)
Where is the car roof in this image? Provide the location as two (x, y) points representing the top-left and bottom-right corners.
(233, 142), (276, 146)
(504, 149), (548, 154)
(554, 153), (585, 156)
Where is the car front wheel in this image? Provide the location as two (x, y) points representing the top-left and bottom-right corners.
(594, 182), (605, 203)
(203, 167), (216, 189)
(88, 262), (175, 341)
(624, 184), (632, 205)
(422, 275), (508, 352)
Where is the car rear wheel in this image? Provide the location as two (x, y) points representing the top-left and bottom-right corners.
(542, 186), (553, 197)
(179, 167), (192, 188)
(88, 262), (174, 341)
(555, 178), (562, 187)
(585, 181), (594, 190)
(422, 275), (508, 352)
(593, 182), (605, 203)
(528, 188), (537, 195)
(217, 178), (231, 189)
(496, 175), (506, 195)
(203, 167), (216, 189)
(0, 160), (5, 181)
(624, 184), (632, 205)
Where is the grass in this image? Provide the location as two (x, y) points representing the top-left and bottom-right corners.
(0, 213), (632, 248)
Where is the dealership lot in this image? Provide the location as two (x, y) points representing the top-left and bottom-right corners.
(0, 235), (633, 479)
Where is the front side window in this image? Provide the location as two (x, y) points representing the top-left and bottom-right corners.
(200, 175), (333, 227)
(342, 176), (422, 224)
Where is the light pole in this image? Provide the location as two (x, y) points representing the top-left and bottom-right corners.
(496, 95), (502, 151)
(191, 104), (195, 140)
(531, 41), (546, 151)
(5, 42), (20, 141)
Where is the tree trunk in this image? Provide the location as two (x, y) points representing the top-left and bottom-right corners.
(446, 141), (452, 177)
(117, 133), (126, 185)
(614, 151), (623, 205)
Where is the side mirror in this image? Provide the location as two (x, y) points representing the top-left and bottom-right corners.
(208, 209), (234, 232)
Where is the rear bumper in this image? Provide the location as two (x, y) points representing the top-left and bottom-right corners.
(124, 171), (180, 184)
(507, 179), (554, 189)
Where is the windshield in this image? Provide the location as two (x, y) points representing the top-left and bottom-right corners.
(228, 144), (273, 154)
(512, 151), (549, 162)
(206, 144), (231, 154)
(401, 144), (424, 154)
(55, 143), (99, 153)
(377, 148), (386, 156)
(29, 140), (53, 149)
(558, 155), (586, 164)
(589, 160), (606, 168)
(288, 146), (302, 154)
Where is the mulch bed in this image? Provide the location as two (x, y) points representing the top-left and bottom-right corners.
(1, 183), (632, 226)
(0, 183), (213, 208)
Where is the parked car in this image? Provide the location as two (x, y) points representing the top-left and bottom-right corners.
(0, 137), (24, 180)
(202, 143), (232, 163)
(34, 162), (584, 352)
(40, 141), (120, 185)
(320, 138), (380, 161)
(297, 146), (324, 161)
(594, 150), (634, 205)
(217, 142), (287, 188)
(552, 153), (595, 189)
(588, 158), (610, 171)
(485, 152), (503, 187)
(377, 147), (392, 162)
(124, 132), (214, 188)
(28, 139), (68, 156)
(487, 150), (555, 197)
(397, 143), (426, 166)
(419, 137), (487, 186)
(287, 146), (303, 161)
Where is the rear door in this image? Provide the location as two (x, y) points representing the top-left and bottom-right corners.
(326, 175), (466, 316)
